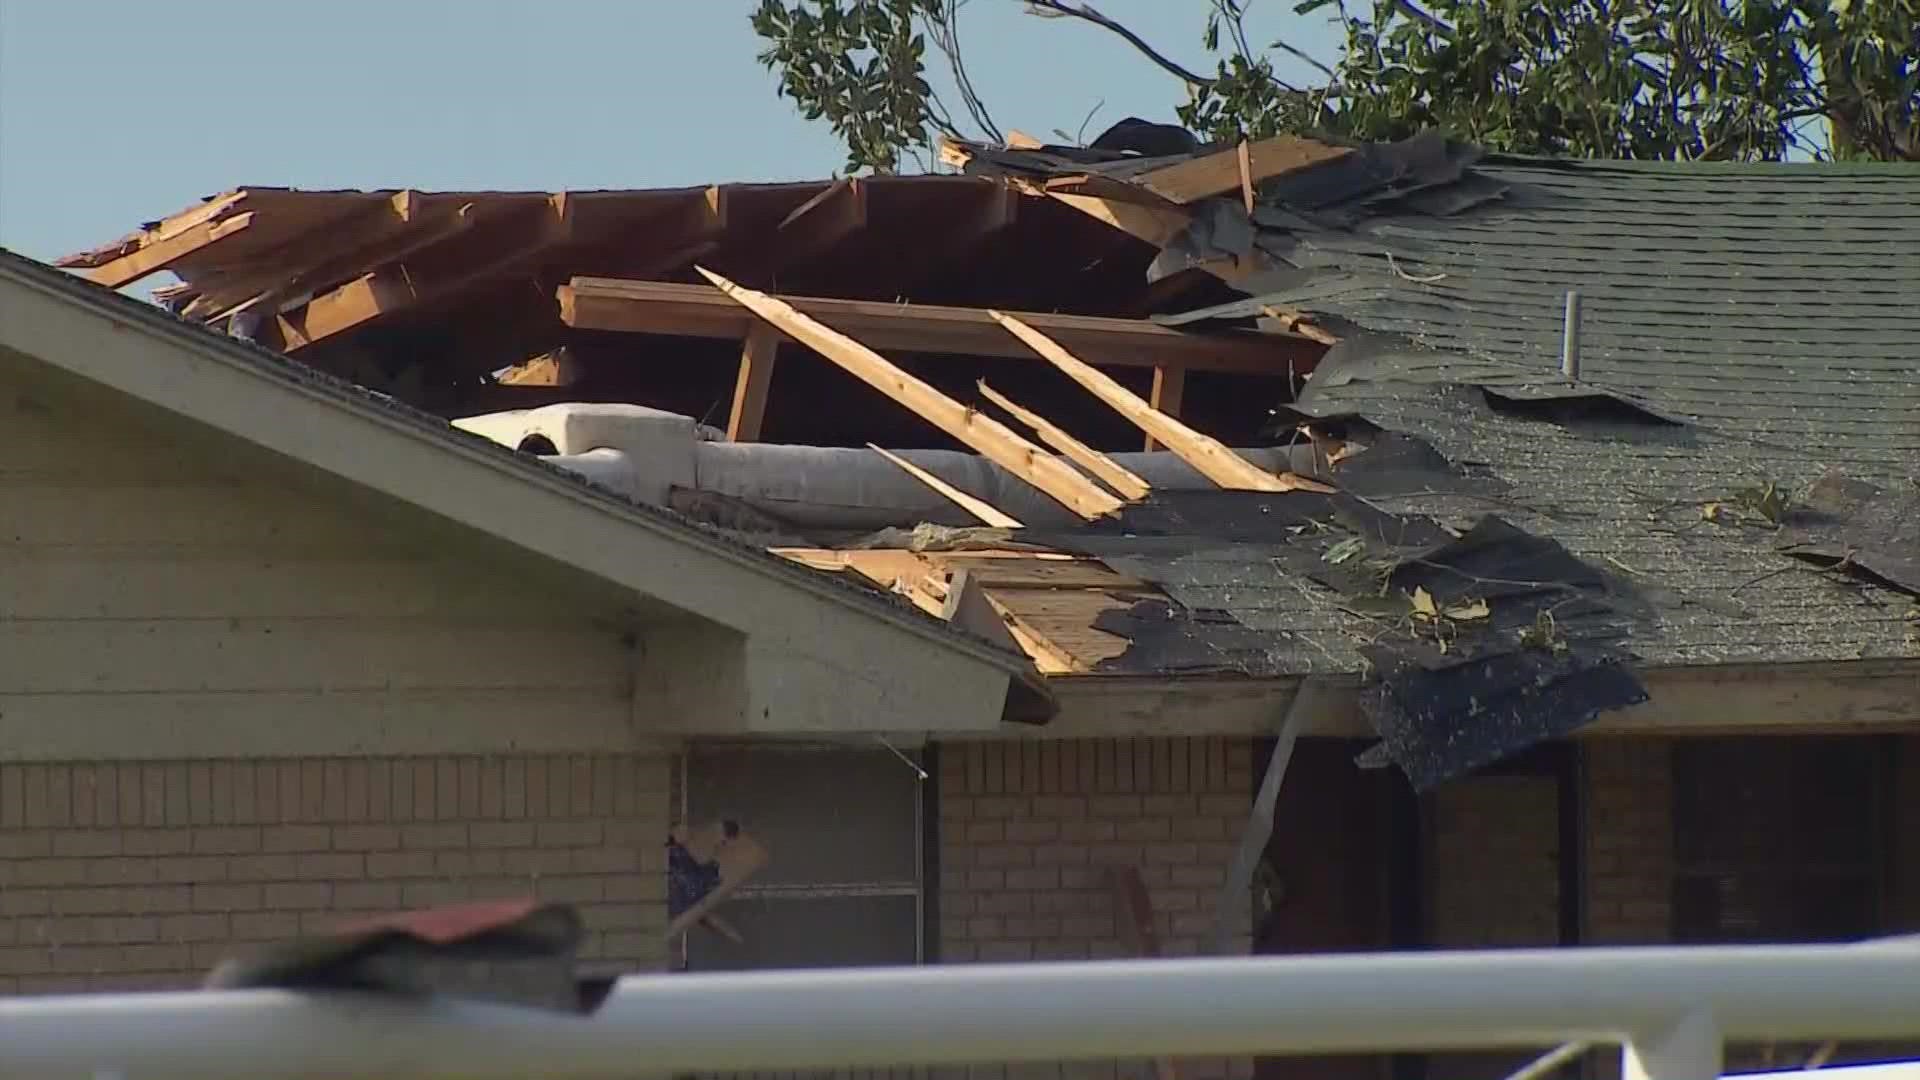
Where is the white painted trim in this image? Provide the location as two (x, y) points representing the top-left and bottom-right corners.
(4, 942), (1918, 1077)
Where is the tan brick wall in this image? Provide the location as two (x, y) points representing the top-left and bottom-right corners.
(934, 737), (1253, 1080)
(0, 753), (672, 995)
(1582, 739), (1672, 945)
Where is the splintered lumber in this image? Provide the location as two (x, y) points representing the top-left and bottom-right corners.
(696, 267), (1123, 520)
(990, 310), (1334, 495)
(1132, 135), (1352, 205)
(868, 444), (1025, 529)
(560, 278), (1319, 376)
(977, 381), (1149, 501)
(85, 212), (257, 289)
(497, 347), (582, 387)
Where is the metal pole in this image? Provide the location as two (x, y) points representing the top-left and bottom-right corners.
(4, 944), (1920, 1079)
(1561, 290), (1583, 381)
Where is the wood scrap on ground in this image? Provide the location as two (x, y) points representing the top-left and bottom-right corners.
(988, 311), (1334, 494)
(696, 267), (1124, 521)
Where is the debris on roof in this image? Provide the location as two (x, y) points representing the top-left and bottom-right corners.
(51, 120), (1920, 787)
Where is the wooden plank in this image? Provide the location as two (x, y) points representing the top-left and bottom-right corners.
(695, 267), (1124, 520)
(559, 278), (1321, 376)
(867, 444), (1025, 529)
(1132, 135), (1352, 205)
(58, 192), (250, 269)
(990, 310), (1334, 495)
(1046, 191), (1190, 248)
(271, 195), (569, 351)
(199, 193), (475, 323)
(497, 347), (582, 388)
(84, 212), (256, 289)
(977, 380), (1149, 500)
(726, 325), (780, 441)
(981, 593), (1081, 674)
(1145, 366), (1186, 453)
(925, 554), (1146, 591)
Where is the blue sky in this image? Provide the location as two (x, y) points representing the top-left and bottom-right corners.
(0, 1), (1343, 266)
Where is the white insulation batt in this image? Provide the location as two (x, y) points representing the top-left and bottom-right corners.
(455, 403), (1320, 531)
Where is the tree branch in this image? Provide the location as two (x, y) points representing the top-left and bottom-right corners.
(1024, 1), (1216, 87)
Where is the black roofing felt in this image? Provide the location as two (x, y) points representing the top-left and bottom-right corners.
(962, 129), (1919, 781)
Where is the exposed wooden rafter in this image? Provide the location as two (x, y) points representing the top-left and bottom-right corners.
(696, 267), (1124, 521)
(84, 212), (257, 290)
(990, 310), (1333, 494)
(188, 192), (476, 323)
(896, 183), (1020, 295)
(266, 194), (572, 352)
(559, 278), (1322, 376)
(616, 186), (730, 279)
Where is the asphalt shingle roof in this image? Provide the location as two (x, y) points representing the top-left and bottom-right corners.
(967, 136), (1920, 673)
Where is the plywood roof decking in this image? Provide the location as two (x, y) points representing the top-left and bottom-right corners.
(772, 547), (1147, 675)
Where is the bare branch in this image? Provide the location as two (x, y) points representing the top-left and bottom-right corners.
(1024, 1), (1216, 87)
(925, 0), (1004, 143)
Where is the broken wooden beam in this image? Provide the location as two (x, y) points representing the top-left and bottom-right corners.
(976, 381), (1149, 501)
(558, 278), (1321, 377)
(989, 310), (1333, 495)
(868, 444), (1025, 529)
(83, 212), (257, 290)
(696, 267), (1123, 521)
(1131, 135), (1352, 205)
(269, 194), (572, 351)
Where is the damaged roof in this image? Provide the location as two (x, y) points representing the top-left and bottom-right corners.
(936, 130), (1919, 781)
(950, 132), (1919, 665)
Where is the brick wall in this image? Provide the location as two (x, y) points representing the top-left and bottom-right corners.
(1582, 739), (1672, 945)
(935, 737), (1253, 1080)
(0, 753), (672, 994)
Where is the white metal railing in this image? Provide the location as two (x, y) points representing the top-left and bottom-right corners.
(2, 941), (1917, 1080)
